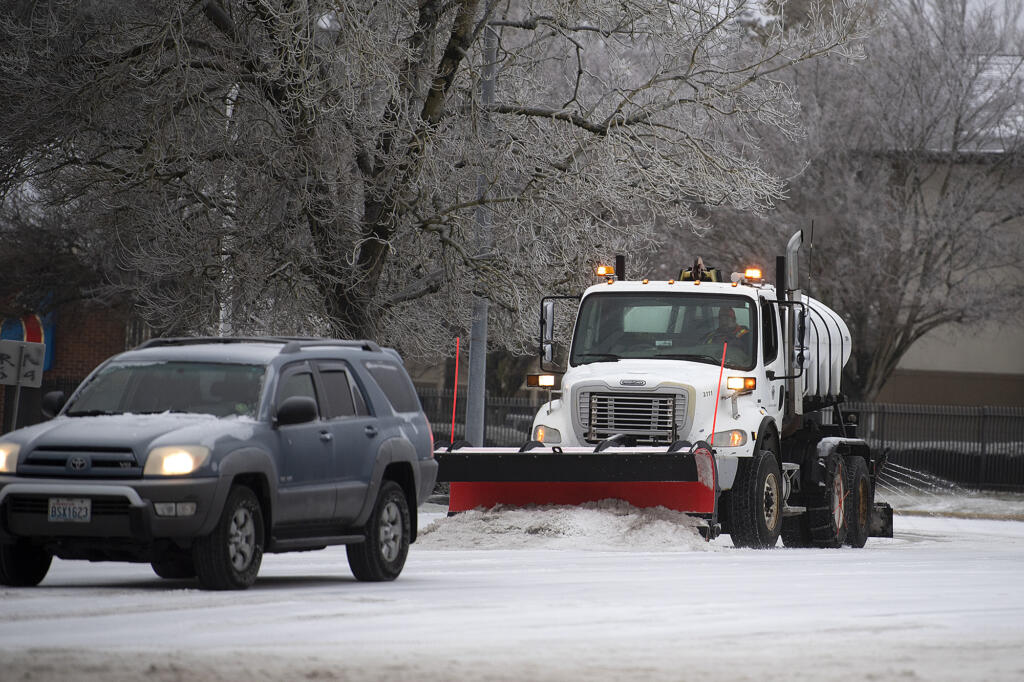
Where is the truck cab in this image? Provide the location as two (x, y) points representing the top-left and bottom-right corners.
(532, 275), (789, 493)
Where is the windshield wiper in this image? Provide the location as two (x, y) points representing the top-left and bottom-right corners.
(574, 353), (621, 365)
(654, 353), (722, 364)
(65, 409), (120, 417)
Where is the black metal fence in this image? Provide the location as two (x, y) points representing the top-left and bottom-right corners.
(417, 387), (538, 447)
(844, 402), (1024, 492)
(417, 390), (1024, 491)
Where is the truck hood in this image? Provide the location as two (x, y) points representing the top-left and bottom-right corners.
(564, 358), (727, 393)
(4, 413), (259, 458)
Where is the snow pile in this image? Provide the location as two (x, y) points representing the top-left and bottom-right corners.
(417, 499), (712, 552)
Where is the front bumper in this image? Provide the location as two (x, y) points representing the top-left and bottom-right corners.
(0, 475), (221, 545)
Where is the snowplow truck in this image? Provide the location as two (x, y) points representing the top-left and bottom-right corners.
(436, 231), (893, 548)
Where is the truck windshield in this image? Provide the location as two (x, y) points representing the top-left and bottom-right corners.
(569, 293), (757, 370)
(65, 361), (266, 418)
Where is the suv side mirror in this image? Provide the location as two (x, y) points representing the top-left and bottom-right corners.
(41, 391), (67, 420)
(275, 396), (318, 426)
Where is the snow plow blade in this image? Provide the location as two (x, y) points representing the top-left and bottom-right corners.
(436, 442), (720, 535)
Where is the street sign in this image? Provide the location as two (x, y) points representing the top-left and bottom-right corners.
(0, 340), (45, 388)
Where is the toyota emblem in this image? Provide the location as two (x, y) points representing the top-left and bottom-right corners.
(69, 457), (88, 471)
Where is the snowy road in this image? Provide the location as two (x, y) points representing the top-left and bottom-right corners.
(2, 503), (1024, 681)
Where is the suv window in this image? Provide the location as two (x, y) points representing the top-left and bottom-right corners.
(364, 361), (421, 413)
(66, 361), (264, 418)
(278, 371), (319, 413)
(321, 368), (372, 418)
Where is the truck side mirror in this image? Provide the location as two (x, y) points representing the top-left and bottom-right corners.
(41, 391), (67, 420)
(541, 300), (555, 363)
(796, 310), (806, 345)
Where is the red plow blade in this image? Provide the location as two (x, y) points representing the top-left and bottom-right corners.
(436, 446), (720, 536)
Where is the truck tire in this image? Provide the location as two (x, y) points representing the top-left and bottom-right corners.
(347, 480), (410, 581)
(0, 542), (52, 587)
(844, 457), (872, 548)
(151, 549), (197, 579)
(780, 515), (813, 548)
(193, 485), (264, 590)
(728, 450), (782, 549)
(807, 452), (847, 548)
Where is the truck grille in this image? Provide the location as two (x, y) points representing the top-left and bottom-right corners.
(578, 391), (686, 445)
(19, 447), (141, 479)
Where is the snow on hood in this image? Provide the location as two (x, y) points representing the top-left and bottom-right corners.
(418, 500), (714, 552)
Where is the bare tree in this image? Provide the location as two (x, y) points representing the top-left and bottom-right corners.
(0, 0), (868, 358)
(656, 0), (1024, 399)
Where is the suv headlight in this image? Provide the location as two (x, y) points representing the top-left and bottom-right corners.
(0, 442), (20, 473)
(144, 446), (211, 476)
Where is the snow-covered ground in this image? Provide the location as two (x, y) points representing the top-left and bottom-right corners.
(2, 490), (1024, 681)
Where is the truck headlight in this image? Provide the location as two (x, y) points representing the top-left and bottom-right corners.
(710, 430), (747, 447)
(0, 442), (20, 473)
(144, 446), (211, 476)
(534, 425), (561, 444)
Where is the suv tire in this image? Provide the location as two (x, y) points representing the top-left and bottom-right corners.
(194, 485), (264, 590)
(0, 542), (52, 587)
(347, 480), (410, 582)
(151, 549), (197, 579)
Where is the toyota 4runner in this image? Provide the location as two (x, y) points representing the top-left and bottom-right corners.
(0, 337), (438, 589)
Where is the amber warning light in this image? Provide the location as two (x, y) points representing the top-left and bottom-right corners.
(527, 374), (557, 388)
(744, 267), (763, 282)
(595, 264), (615, 277)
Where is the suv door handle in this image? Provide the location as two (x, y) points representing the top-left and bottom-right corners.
(364, 426), (378, 438)
(319, 431), (333, 442)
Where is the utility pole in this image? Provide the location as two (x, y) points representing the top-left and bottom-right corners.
(465, 23), (497, 447)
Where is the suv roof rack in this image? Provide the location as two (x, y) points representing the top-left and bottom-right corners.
(279, 339), (381, 354)
(135, 337), (382, 353)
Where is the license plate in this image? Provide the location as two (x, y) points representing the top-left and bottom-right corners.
(48, 497), (92, 523)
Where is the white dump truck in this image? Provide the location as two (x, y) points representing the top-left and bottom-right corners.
(437, 231), (892, 548)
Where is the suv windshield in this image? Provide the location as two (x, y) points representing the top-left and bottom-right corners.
(569, 293), (757, 370)
(66, 361), (266, 418)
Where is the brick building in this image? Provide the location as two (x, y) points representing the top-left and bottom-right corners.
(1, 302), (133, 432)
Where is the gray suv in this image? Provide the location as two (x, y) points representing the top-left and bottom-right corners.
(0, 337), (438, 589)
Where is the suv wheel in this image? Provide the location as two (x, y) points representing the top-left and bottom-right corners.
(194, 485), (264, 590)
(347, 480), (410, 582)
(0, 542), (52, 587)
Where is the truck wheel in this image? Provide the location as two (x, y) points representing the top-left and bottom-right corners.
(151, 549), (197, 579)
(780, 515), (813, 548)
(808, 452), (847, 548)
(193, 485), (264, 590)
(844, 457), (872, 548)
(728, 450), (782, 549)
(0, 542), (52, 587)
(347, 480), (410, 581)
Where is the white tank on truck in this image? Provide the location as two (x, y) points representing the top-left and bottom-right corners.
(436, 231), (892, 549)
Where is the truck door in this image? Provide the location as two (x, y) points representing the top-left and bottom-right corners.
(314, 361), (376, 524)
(761, 297), (786, 416)
(274, 363), (337, 524)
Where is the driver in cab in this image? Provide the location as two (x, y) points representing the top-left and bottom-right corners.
(705, 307), (750, 345)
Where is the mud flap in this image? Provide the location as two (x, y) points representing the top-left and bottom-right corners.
(869, 502), (894, 538)
(436, 442), (720, 540)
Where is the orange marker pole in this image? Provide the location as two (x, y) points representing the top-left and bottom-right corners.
(709, 342), (727, 447)
(450, 337), (460, 444)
